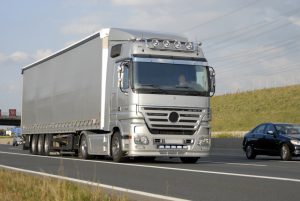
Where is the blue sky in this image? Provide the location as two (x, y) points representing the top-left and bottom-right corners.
(0, 0), (300, 113)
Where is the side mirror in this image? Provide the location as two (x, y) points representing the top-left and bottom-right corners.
(118, 61), (129, 93)
(209, 66), (216, 96)
(267, 130), (277, 137)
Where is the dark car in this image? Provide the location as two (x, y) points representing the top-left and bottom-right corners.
(243, 123), (300, 160)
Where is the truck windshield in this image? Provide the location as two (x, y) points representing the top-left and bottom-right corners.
(132, 61), (209, 96)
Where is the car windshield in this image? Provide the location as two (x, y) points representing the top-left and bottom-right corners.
(132, 61), (209, 96)
(275, 124), (300, 135)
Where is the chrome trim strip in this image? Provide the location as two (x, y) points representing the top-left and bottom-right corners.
(133, 57), (205, 65)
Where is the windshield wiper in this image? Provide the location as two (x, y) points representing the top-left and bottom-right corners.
(137, 84), (169, 94)
(175, 85), (192, 89)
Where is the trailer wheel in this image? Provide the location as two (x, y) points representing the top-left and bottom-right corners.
(30, 135), (38, 155)
(37, 134), (45, 155)
(180, 157), (199, 163)
(79, 135), (92, 159)
(111, 132), (126, 162)
(44, 134), (53, 156)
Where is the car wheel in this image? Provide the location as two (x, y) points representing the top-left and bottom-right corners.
(180, 157), (200, 163)
(245, 144), (256, 159)
(111, 132), (126, 162)
(280, 144), (292, 161)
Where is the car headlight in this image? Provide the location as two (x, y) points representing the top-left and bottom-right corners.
(134, 135), (149, 145)
(291, 140), (300, 145)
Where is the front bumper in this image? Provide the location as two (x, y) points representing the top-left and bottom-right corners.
(121, 122), (211, 157)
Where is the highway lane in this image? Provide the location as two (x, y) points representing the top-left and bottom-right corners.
(1, 144), (300, 201)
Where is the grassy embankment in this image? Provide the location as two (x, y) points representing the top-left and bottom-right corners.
(211, 84), (300, 137)
(0, 136), (12, 144)
(0, 168), (128, 201)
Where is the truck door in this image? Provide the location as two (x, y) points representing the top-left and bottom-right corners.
(116, 61), (130, 120)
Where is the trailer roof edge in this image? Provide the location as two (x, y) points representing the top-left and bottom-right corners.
(21, 31), (102, 74)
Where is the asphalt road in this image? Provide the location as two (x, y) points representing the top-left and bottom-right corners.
(1, 140), (300, 201)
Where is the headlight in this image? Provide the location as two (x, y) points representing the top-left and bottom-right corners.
(134, 135), (149, 145)
(291, 140), (300, 145)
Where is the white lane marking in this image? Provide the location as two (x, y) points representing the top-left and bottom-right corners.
(1, 151), (300, 183)
(8, 147), (23, 151)
(277, 160), (300, 163)
(199, 160), (267, 167)
(0, 164), (188, 201)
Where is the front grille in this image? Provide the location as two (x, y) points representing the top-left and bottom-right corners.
(140, 106), (203, 134)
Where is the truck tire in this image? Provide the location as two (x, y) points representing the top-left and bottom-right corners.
(44, 134), (53, 156)
(79, 135), (92, 159)
(111, 132), (126, 162)
(30, 135), (38, 155)
(180, 157), (199, 163)
(280, 144), (292, 161)
(37, 134), (45, 155)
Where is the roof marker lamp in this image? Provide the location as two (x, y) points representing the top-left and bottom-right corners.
(185, 42), (193, 50)
(174, 40), (181, 49)
(163, 40), (170, 48)
(152, 39), (160, 47)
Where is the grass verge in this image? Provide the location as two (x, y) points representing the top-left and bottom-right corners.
(212, 84), (300, 131)
(0, 168), (128, 201)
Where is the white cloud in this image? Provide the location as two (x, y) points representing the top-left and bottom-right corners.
(288, 16), (300, 27)
(112, 0), (172, 6)
(34, 49), (53, 61)
(0, 49), (54, 65)
(0, 51), (30, 64)
(9, 51), (29, 62)
(0, 52), (5, 63)
(61, 16), (103, 35)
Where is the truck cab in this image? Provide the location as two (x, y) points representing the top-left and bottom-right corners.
(104, 28), (215, 162)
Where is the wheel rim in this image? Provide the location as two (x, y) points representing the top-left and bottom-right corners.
(112, 136), (120, 157)
(44, 136), (49, 153)
(31, 136), (37, 153)
(44, 134), (51, 155)
(246, 146), (252, 157)
(81, 138), (87, 156)
(38, 136), (42, 153)
(282, 146), (288, 159)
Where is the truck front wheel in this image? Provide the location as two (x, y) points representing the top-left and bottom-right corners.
(111, 132), (126, 162)
(79, 135), (92, 159)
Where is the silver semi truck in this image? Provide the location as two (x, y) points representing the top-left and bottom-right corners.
(21, 28), (215, 163)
